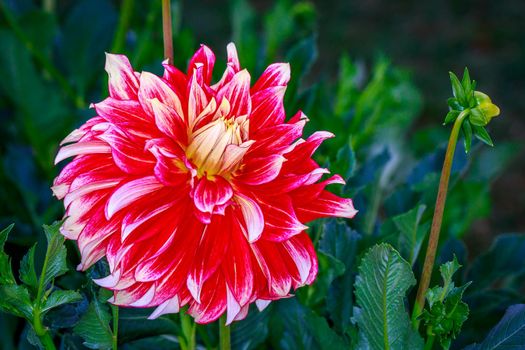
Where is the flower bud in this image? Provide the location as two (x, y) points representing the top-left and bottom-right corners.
(469, 91), (500, 126)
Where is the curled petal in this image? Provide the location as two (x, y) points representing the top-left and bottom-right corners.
(235, 194), (264, 243)
(105, 176), (163, 219)
(252, 62), (290, 92)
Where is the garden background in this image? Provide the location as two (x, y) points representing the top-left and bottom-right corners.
(0, 0), (524, 349)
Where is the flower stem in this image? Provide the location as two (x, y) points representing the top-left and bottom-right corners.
(112, 0), (134, 53)
(111, 305), (119, 350)
(219, 315), (231, 350)
(179, 311), (196, 350)
(161, 0), (174, 64)
(412, 110), (469, 329)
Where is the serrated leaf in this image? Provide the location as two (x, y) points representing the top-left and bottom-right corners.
(0, 224), (16, 285)
(41, 222), (69, 288)
(473, 125), (494, 147)
(392, 204), (429, 266)
(42, 290), (83, 313)
(468, 304), (525, 350)
(463, 121), (473, 153)
(353, 244), (422, 350)
(73, 297), (113, 350)
(0, 284), (33, 319)
(20, 244), (38, 290)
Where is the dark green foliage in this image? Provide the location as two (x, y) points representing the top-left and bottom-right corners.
(422, 257), (471, 349)
(0, 0), (520, 349)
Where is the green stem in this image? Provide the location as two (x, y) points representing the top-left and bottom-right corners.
(33, 241), (56, 350)
(412, 110), (470, 329)
(0, 2), (84, 108)
(219, 315), (231, 350)
(424, 334), (435, 350)
(161, 0), (174, 63)
(179, 311), (196, 350)
(111, 305), (119, 350)
(111, 0), (134, 53)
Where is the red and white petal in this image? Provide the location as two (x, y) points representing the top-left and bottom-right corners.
(235, 154), (285, 185)
(216, 70), (251, 118)
(234, 193), (264, 243)
(105, 176), (163, 219)
(187, 45), (216, 85)
(138, 72), (184, 118)
(252, 63), (290, 92)
(105, 53), (139, 100)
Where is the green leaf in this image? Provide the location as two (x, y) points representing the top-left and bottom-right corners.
(334, 54), (359, 117)
(41, 222), (69, 288)
(473, 125), (494, 147)
(353, 244), (422, 350)
(444, 110), (460, 125)
(320, 219), (360, 332)
(463, 121), (473, 153)
(467, 304), (525, 349)
(423, 257), (470, 349)
(19, 244), (38, 290)
(274, 298), (347, 350)
(231, 306), (269, 350)
(0, 224), (16, 285)
(449, 71), (466, 105)
(392, 204), (429, 266)
(41, 290), (83, 313)
(117, 308), (179, 345)
(0, 284), (33, 319)
(461, 67), (472, 96)
(73, 296), (113, 350)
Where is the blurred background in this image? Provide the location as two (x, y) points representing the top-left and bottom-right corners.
(0, 0), (524, 348)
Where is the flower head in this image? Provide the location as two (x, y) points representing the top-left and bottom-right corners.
(53, 43), (357, 324)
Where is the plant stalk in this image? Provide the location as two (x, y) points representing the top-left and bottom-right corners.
(111, 305), (119, 350)
(179, 311), (196, 350)
(219, 315), (231, 350)
(412, 110), (470, 328)
(161, 0), (174, 64)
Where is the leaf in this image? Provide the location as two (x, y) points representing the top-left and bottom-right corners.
(444, 110), (460, 125)
(319, 219), (360, 270)
(231, 305), (270, 350)
(285, 36), (318, 108)
(0, 284), (33, 319)
(353, 244), (422, 350)
(19, 244), (38, 290)
(473, 125), (494, 147)
(0, 224), (15, 285)
(467, 234), (525, 288)
(320, 219), (361, 331)
(273, 298), (347, 350)
(423, 257), (470, 349)
(449, 71), (466, 105)
(463, 121), (473, 153)
(42, 290), (83, 313)
(118, 308), (179, 344)
(392, 204), (429, 266)
(468, 304), (525, 350)
(41, 222), (69, 288)
(73, 297), (113, 350)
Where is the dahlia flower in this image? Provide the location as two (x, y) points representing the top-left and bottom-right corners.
(53, 43), (357, 324)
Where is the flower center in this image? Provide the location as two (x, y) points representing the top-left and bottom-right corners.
(186, 116), (250, 178)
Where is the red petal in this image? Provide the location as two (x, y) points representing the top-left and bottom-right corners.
(105, 176), (163, 219)
(138, 72), (184, 118)
(250, 86), (286, 130)
(105, 53), (139, 100)
(217, 70), (251, 118)
(187, 45), (216, 85)
(234, 193), (264, 243)
(187, 213), (231, 303)
(235, 154), (285, 185)
(258, 196), (307, 242)
(192, 176), (233, 215)
(188, 272), (227, 324)
(252, 63), (290, 92)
